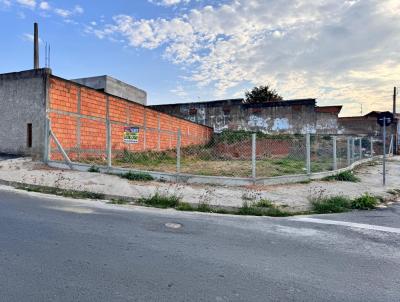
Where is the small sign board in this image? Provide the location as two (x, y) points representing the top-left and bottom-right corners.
(123, 127), (139, 144)
(377, 111), (393, 127)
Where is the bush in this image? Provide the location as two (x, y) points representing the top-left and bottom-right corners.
(175, 202), (195, 211)
(88, 165), (100, 173)
(197, 202), (214, 212)
(311, 196), (352, 214)
(121, 171), (154, 181)
(254, 199), (274, 208)
(351, 194), (378, 210)
(323, 171), (360, 182)
(138, 192), (181, 208)
(238, 201), (291, 217)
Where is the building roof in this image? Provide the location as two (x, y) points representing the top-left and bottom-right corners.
(315, 106), (343, 114)
(153, 98), (317, 108)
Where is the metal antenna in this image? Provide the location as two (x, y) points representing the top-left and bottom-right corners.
(45, 42), (48, 68)
(47, 44), (51, 68)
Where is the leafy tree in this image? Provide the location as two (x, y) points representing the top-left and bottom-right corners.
(243, 85), (283, 103)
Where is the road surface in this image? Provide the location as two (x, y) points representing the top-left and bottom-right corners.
(0, 187), (399, 301)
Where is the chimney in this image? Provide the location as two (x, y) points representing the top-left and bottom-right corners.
(393, 87), (397, 116)
(34, 22), (39, 69)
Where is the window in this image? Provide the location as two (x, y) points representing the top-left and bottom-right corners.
(27, 123), (32, 148)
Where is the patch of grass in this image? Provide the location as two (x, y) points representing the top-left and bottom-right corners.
(109, 199), (129, 205)
(88, 165), (100, 173)
(117, 149), (176, 166)
(351, 194), (378, 210)
(311, 196), (352, 214)
(197, 202), (214, 212)
(138, 192), (181, 209)
(16, 185), (106, 200)
(323, 171), (360, 182)
(238, 201), (292, 217)
(121, 171), (154, 181)
(296, 179), (312, 184)
(254, 199), (274, 208)
(175, 202), (196, 211)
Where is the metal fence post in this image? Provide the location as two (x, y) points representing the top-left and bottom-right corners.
(332, 136), (337, 170)
(351, 137), (355, 163)
(370, 137), (374, 157)
(389, 134), (394, 156)
(347, 137), (351, 166)
(176, 129), (181, 176)
(383, 117), (387, 186)
(252, 133), (256, 181)
(358, 138), (362, 160)
(43, 117), (50, 163)
(106, 120), (112, 169)
(306, 133), (311, 175)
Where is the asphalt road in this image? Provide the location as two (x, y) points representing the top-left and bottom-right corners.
(0, 188), (399, 302)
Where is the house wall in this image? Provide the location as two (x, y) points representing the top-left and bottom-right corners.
(0, 69), (49, 158)
(48, 76), (212, 161)
(153, 100), (340, 134)
(72, 75), (147, 105)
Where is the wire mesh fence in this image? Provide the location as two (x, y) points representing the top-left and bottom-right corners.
(48, 124), (390, 180)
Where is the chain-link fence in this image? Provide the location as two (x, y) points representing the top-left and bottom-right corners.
(48, 123), (392, 180)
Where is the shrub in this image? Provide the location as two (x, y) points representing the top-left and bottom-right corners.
(138, 192), (181, 208)
(238, 201), (291, 217)
(197, 202), (214, 212)
(311, 196), (352, 214)
(121, 171), (154, 181)
(175, 202), (195, 211)
(254, 199), (274, 208)
(351, 194), (378, 210)
(88, 165), (100, 173)
(323, 171), (360, 182)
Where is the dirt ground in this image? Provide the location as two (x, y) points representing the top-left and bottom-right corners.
(0, 157), (399, 211)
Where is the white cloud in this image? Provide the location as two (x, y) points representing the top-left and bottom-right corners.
(16, 0), (36, 9)
(54, 8), (71, 17)
(39, 1), (49, 10)
(0, 0), (12, 8)
(80, 0), (400, 115)
(54, 4), (83, 18)
(74, 4), (83, 14)
(149, 0), (190, 7)
(22, 32), (42, 43)
(170, 85), (188, 98)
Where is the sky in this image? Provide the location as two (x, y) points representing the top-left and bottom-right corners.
(0, 0), (399, 116)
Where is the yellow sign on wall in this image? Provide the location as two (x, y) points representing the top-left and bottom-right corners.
(124, 127), (139, 144)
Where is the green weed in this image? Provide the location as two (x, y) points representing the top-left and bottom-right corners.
(121, 171), (154, 181)
(351, 194), (378, 210)
(311, 196), (352, 214)
(88, 165), (100, 173)
(138, 192), (181, 208)
(323, 171), (360, 182)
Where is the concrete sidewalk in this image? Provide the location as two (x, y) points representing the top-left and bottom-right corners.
(0, 157), (399, 211)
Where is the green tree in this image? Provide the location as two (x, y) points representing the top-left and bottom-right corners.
(243, 85), (283, 103)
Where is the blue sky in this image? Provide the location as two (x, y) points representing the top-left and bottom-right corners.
(0, 0), (399, 116)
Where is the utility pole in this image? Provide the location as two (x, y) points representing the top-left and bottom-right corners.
(393, 87), (398, 155)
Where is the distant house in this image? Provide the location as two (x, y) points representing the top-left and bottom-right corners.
(152, 98), (342, 134)
(338, 111), (400, 136)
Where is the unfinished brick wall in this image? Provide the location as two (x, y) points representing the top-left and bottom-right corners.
(48, 76), (213, 161)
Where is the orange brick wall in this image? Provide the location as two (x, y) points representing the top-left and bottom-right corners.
(48, 76), (213, 161)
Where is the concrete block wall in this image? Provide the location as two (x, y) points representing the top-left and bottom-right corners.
(48, 76), (213, 161)
(153, 99), (342, 134)
(0, 69), (50, 159)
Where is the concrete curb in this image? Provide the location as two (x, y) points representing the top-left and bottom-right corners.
(47, 156), (382, 187)
(0, 178), (240, 212)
